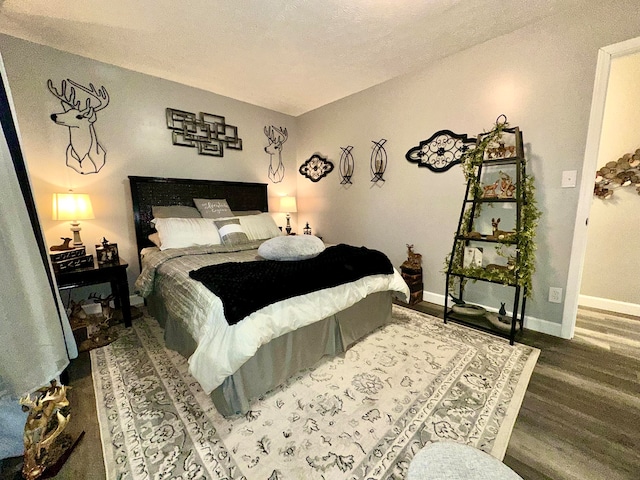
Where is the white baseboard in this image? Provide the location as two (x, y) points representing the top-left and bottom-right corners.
(420, 290), (564, 338)
(578, 294), (640, 317)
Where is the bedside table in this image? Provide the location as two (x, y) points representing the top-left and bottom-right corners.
(54, 258), (132, 328)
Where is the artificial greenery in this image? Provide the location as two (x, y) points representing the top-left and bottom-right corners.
(446, 119), (541, 298)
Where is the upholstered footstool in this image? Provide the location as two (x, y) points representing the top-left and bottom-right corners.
(407, 442), (523, 480)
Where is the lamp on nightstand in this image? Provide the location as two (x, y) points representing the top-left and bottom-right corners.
(52, 192), (94, 246)
(279, 196), (297, 235)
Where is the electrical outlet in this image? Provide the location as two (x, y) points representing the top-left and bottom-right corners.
(548, 287), (563, 303)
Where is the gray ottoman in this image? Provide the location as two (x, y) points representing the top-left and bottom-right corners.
(407, 442), (523, 480)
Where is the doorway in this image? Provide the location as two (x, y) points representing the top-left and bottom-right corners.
(564, 36), (640, 339)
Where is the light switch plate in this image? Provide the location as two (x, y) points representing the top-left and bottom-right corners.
(562, 170), (577, 188)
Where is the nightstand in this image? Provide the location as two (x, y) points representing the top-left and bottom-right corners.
(54, 258), (132, 328)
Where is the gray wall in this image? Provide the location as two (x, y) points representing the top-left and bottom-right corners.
(295, 0), (640, 335)
(0, 34), (297, 290)
(580, 51), (640, 310)
(2, 0), (640, 336)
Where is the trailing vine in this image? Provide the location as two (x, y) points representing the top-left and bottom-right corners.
(446, 118), (541, 298)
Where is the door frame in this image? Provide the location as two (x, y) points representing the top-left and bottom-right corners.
(563, 36), (640, 339)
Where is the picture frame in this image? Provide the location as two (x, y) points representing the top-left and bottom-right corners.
(96, 243), (119, 265)
(463, 247), (483, 268)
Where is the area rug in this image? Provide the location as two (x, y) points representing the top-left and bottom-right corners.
(91, 304), (539, 479)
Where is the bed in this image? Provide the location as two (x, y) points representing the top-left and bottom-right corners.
(129, 175), (410, 416)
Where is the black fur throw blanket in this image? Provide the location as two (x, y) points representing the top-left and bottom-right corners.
(189, 244), (393, 325)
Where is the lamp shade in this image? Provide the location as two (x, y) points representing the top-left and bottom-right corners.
(279, 196), (297, 213)
(52, 193), (95, 221)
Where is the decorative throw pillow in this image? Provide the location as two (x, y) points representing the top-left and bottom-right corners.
(154, 217), (221, 250)
(151, 205), (202, 219)
(214, 218), (250, 246)
(258, 235), (325, 261)
(193, 198), (234, 219)
(237, 213), (282, 241)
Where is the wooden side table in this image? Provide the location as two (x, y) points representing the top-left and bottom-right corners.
(54, 258), (132, 328)
(400, 265), (423, 305)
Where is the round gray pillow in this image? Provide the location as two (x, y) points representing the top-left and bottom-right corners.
(258, 235), (325, 261)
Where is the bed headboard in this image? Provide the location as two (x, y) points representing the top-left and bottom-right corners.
(129, 175), (269, 252)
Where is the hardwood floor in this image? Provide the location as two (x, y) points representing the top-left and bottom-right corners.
(412, 302), (640, 480)
(2, 304), (638, 479)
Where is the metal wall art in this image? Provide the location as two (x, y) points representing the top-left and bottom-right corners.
(299, 153), (334, 182)
(370, 139), (387, 184)
(166, 108), (242, 157)
(405, 129), (476, 173)
(48, 79), (110, 175)
(339, 145), (354, 185)
(264, 126), (288, 183)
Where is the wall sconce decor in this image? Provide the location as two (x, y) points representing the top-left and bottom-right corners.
(279, 196), (297, 235)
(405, 130), (476, 173)
(52, 192), (94, 247)
(370, 139), (387, 184)
(339, 145), (354, 185)
(166, 108), (242, 157)
(299, 153), (334, 182)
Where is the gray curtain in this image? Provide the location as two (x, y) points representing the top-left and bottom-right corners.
(0, 55), (77, 458)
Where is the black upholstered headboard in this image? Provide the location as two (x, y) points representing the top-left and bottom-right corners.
(129, 176), (269, 253)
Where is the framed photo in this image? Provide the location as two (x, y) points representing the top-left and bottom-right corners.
(96, 243), (119, 265)
(463, 247), (483, 268)
(481, 127), (522, 160)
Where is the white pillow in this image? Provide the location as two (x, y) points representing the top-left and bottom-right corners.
(258, 235), (325, 261)
(237, 213), (282, 241)
(154, 217), (221, 250)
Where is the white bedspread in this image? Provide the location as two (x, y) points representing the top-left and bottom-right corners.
(135, 243), (410, 394)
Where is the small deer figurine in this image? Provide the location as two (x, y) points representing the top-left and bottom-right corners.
(49, 237), (73, 251)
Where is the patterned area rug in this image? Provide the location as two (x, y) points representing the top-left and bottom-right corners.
(92, 305), (539, 479)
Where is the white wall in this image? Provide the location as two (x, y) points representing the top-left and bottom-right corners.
(580, 51), (640, 312)
(0, 35), (297, 289)
(296, 0), (640, 335)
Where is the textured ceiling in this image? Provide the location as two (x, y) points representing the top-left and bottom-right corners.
(0, 0), (585, 116)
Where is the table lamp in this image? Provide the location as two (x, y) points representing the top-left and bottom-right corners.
(279, 196), (297, 235)
(52, 192), (94, 246)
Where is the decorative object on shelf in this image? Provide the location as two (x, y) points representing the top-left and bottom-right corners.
(463, 247), (483, 268)
(400, 244), (423, 305)
(20, 380), (83, 480)
(593, 147), (640, 199)
(278, 196), (297, 235)
(49, 237), (73, 252)
(264, 126), (288, 183)
(370, 138), (387, 184)
(339, 145), (355, 185)
(303, 222), (312, 235)
(48, 78), (109, 175)
(166, 107), (242, 157)
(52, 192), (94, 247)
(405, 129), (476, 173)
(451, 303), (486, 316)
(486, 218), (516, 241)
(483, 171), (516, 198)
(299, 153), (334, 182)
(95, 237), (119, 266)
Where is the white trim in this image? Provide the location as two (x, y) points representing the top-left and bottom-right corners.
(578, 295), (640, 317)
(421, 290), (565, 337)
(564, 36), (640, 341)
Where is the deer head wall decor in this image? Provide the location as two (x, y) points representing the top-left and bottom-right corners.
(48, 79), (109, 175)
(264, 125), (288, 183)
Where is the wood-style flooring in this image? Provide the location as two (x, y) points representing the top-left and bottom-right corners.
(2, 304), (639, 479)
(413, 302), (640, 480)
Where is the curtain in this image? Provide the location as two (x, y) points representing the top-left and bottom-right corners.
(0, 55), (77, 415)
